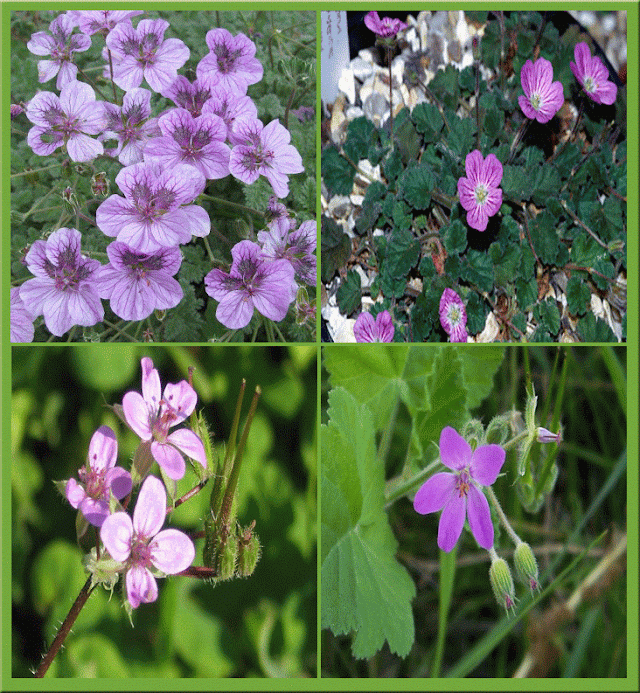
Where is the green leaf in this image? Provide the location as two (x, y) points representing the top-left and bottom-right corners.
(443, 220), (468, 255)
(394, 108), (423, 164)
(386, 228), (420, 277)
(336, 270), (361, 315)
(344, 117), (377, 163)
(322, 146), (354, 196)
(411, 103), (443, 143)
(321, 388), (416, 659)
(448, 117), (475, 158)
(534, 299), (561, 336)
(461, 250), (494, 292)
(321, 216), (351, 281)
(566, 276), (591, 315)
(383, 148), (403, 185)
(516, 277), (538, 311)
(400, 163), (434, 209)
(577, 313), (617, 343)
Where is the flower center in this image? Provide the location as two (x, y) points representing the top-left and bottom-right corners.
(151, 402), (178, 442)
(474, 184), (488, 205)
(583, 76), (597, 93)
(455, 470), (471, 498)
(129, 536), (152, 567)
(447, 305), (462, 327)
(78, 465), (107, 499)
(530, 92), (542, 110)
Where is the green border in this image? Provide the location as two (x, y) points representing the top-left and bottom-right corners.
(3, 2), (638, 691)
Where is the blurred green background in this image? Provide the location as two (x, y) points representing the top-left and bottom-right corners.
(321, 345), (627, 678)
(11, 345), (317, 678)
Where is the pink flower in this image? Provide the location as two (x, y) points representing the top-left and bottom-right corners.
(570, 41), (617, 105)
(94, 242), (183, 321)
(100, 475), (195, 608)
(258, 219), (317, 286)
(364, 11), (407, 38)
(26, 80), (105, 162)
(204, 240), (297, 329)
(67, 10), (144, 36)
(518, 57), (564, 123)
(353, 310), (394, 342)
(96, 161), (209, 252)
(10, 287), (35, 343)
(143, 107), (231, 180)
(27, 13), (91, 89)
(105, 18), (189, 94)
(413, 427), (505, 552)
(20, 228), (104, 337)
(201, 85), (258, 145)
(196, 28), (263, 95)
(161, 76), (215, 117)
(65, 426), (132, 527)
(229, 118), (304, 198)
(439, 288), (468, 342)
(101, 88), (161, 166)
(122, 357), (207, 480)
(457, 150), (503, 232)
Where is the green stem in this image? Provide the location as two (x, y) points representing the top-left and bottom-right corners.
(11, 163), (62, 178)
(486, 485), (521, 545)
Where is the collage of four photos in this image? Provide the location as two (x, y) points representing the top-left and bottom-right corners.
(5, 5), (637, 688)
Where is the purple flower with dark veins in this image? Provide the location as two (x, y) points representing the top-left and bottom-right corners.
(570, 41), (618, 105)
(101, 87), (161, 165)
(19, 227), (104, 337)
(144, 107), (230, 180)
(122, 357), (207, 480)
(105, 18), (189, 94)
(94, 242), (183, 321)
(518, 57), (564, 124)
(196, 28), (263, 95)
(65, 425), (132, 527)
(96, 161), (209, 252)
(205, 240), (297, 329)
(364, 11), (407, 38)
(100, 475), (195, 608)
(161, 76), (215, 117)
(439, 288), (468, 343)
(229, 117), (304, 198)
(26, 80), (105, 162)
(353, 310), (395, 342)
(258, 219), (317, 286)
(27, 13), (91, 89)
(457, 150), (503, 232)
(10, 287), (35, 343)
(201, 85), (258, 144)
(67, 10), (144, 36)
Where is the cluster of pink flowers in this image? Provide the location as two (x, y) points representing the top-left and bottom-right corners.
(12, 11), (312, 341)
(63, 357), (201, 609)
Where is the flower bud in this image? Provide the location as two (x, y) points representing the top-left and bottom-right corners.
(91, 172), (110, 198)
(489, 556), (516, 612)
(514, 541), (540, 592)
(83, 547), (122, 592)
(11, 103), (24, 119)
(236, 530), (261, 578)
(472, 35), (481, 62)
(537, 427), (561, 444)
(216, 534), (238, 581)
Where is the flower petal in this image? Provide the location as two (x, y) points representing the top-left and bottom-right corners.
(123, 391), (153, 440)
(466, 485), (494, 549)
(132, 475), (166, 538)
(151, 440), (186, 480)
(166, 428), (207, 469)
(439, 427), (471, 471)
(470, 444), (506, 486)
(100, 511), (133, 562)
(87, 425), (118, 472)
(150, 528), (195, 574)
(438, 492), (466, 552)
(126, 565), (158, 608)
(413, 472), (457, 515)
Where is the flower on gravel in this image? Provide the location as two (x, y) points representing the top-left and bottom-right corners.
(353, 310), (394, 342)
(439, 288), (468, 342)
(94, 242), (183, 321)
(100, 475), (195, 608)
(229, 117), (303, 198)
(518, 57), (564, 123)
(570, 41), (618, 105)
(204, 240), (297, 329)
(457, 150), (503, 232)
(105, 18), (189, 94)
(27, 13), (91, 89)
(196, 28), (263, 95)
(26, 80), (105, 162)
(122, 357), (207, 480)
(96, 161), (208, 252)
(10, 288), (35, 343)
(413, 426), (506, 552)
(364, 11), (407, 38)
(20, 227), (103, 337)
(65, 425), (132, 527)
(143, 107), (230, 180)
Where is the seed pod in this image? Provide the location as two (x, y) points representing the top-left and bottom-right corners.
(216, 534), (238, 581)
(236, 531), (261, 578)
(514, 541), (540, 592)
(489, 556), (516, 612)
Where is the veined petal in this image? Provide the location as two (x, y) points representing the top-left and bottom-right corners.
(100, 511), (133, 562)
(122, 390), (153, 439)
(413, 472), (457, 514)
(470, 444), (506, 486)
(439, 426), (472, 471)
(132, 475), (166, 539)
(151, 440), (186, 480)
(438, 492), (466, 552)
(466, 485), (494, 549)
(126, 565), (157, 608)
(166, 428), (207, 469)
(150, 528), (195, 574)
(87, 425), (118, 472)
(141, 357), (161, 410)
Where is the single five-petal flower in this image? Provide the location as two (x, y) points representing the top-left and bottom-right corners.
(570, 41), (618, 105)
(100, 475), (195, 608)
(413, 427), (505, 552)
(518, 57), (564, 123)
(457, 150), (503, 232)
(122, 357), (207, 480)
(439, 288), (468, 343)
(363, 11), (407, 38)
